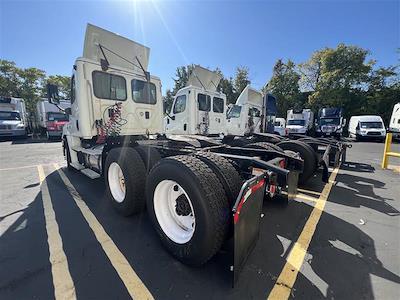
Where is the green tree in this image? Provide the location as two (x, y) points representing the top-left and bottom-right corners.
(0, 59), (21, 97)
(306, 44), (373, 117)
(233, 66), (250, 99)
(43, 75), (71, 100)
(365, 66), (400, 124)
(163, 89), (174, 114)
(215, 68), (235, 104)
(263, 59), (301, 117)
(18, 67), (46, 113)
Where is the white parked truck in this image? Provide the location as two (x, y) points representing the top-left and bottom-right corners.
(389, 103), (400, 139)
(51, 24), (302, 283)
(164, 65), (226, 136)
(274, 118), (286, 136)
(348, 115), (386, 142)
(286, 109), (314, 135)
(36, 99), (70, 139)
(0, 96), (28, 138)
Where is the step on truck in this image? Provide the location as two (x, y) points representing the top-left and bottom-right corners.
(49, 24), (303, 284)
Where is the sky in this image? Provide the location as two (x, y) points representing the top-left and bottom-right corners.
(0, 0), (399, 93)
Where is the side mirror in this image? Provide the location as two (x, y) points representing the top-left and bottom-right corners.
(47, 83), (60, 104)
(65, 108), (72, 115)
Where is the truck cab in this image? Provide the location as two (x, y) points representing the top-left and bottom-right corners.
(0, 97), (28, 138)
(165, 66), (226, 136)
(286, 109), (314, 135)
(315, 107), (346, 138)
(226, 85), (277, 136)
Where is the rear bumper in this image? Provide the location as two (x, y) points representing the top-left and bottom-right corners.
(0, 128), (26, 137)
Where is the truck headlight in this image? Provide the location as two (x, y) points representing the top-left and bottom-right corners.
(16, 123), (25, 128)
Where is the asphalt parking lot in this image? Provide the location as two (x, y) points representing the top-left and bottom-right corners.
(0, 137), (399, 299)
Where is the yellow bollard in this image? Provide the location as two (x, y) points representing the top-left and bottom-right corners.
(382, 133), (393, 169)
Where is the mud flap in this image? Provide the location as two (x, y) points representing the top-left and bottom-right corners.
(232, 174), (266, 286)
(322, 144), (330, 182)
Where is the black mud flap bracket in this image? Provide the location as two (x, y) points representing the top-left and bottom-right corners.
(231, 173), (266, 286)
(321, 144), (330, 182)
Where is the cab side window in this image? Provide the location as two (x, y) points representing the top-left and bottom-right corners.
(92, 71), (127, 101)
(198, 93), (211, 111)
(173, 95), (186, 114)
(248, 107), (261, 117)
(213, 97), (224, 113)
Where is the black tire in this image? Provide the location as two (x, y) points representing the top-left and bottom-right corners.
(135, 145), (162, 173)
(245, 142), (284, 153)
(105, 147), (146, 216)
(194, 152), (243, 206)
(276, 140), (316, 184)
(146, 155), (229, 266)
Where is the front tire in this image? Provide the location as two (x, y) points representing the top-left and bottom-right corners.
(105, 147), (146, 216)
(146, 155), (229, 266)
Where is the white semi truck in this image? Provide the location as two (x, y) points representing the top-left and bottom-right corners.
(168, 81), (350, 184)
(286, 109), (314, 135)
(36, 99), (70, 139)
(0, 96), (28, 138)
(50, 24), (303, 283)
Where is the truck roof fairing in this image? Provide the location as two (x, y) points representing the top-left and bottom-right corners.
(83, 23), (150, 73)
(235, 85), (263, 106)
(187, 65), (222, 92)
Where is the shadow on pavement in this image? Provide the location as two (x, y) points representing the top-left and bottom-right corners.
(341, 161), (375, 173)
(293, 206), (400, 299)
(331, 172), (400, 216)
(1, 167), (399, 299)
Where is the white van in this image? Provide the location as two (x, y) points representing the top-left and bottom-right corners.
(274, 117), (286, 136)
(389, 103), (400, 139)
(348, 115), (386, 141)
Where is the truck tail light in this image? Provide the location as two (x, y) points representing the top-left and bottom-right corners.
(279, 158), (286, 169)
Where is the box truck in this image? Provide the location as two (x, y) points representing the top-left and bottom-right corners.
(0, 96), (28, 138)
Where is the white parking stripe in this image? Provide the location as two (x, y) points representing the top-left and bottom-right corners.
(54, 164), (154, 300)
(37, 165), (76, 300)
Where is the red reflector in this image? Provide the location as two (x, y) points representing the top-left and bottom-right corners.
(234, 179), (265, 224)
(279, 159), (286, 169)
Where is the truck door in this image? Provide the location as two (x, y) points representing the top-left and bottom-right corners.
(247, 106), (261, 134)
(197, 93), (211, 135)
(208, 96), (225, 135)
(165, 93), (188, 134)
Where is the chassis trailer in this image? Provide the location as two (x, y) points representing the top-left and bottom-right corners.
(166, 79), (350, 184)
(50, 24), (303, 284)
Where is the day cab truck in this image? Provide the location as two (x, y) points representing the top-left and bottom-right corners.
(0, 96), (28, 138)
(36, 99), (70, 140)
(49, 24), (303, 283)
(166, 80), (349, 184)
(389, 103), (400, 140)
(315, 107), (346, 138)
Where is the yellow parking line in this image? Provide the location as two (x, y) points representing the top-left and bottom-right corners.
(267, 166), (340, 300)
(53, 164), (154, 300)
(296, 193), (319, 203)
(37, 165), (76, 300)
(297, 188), (321, 196)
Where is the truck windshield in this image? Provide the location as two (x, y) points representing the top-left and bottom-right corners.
(0, 111), (20, 120)
(227, 105), (241, 118)
(287, 119), (305, 126)
(360, 121), (383, 129)
(320, 118), (340, 126)
(47, 112), (69, 121)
